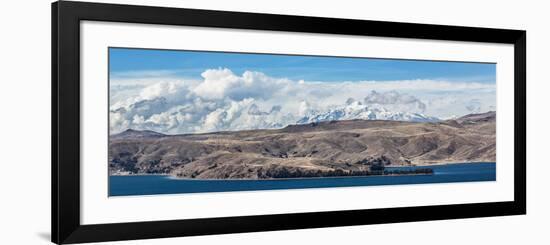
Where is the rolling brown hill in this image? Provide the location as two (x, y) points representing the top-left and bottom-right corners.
(109, 111), (496, 179)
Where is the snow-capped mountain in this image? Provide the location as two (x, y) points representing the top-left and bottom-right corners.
(296, 101), (439, 124)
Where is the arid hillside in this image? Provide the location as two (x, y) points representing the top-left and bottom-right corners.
(109, 111), (496, 179)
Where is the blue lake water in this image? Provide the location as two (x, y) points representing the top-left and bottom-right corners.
(109, 162), (496, 196)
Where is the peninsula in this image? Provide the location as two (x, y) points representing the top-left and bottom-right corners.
(109, 111), (495, 179)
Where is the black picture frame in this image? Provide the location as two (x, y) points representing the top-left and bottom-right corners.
(52, 1), (526, 244)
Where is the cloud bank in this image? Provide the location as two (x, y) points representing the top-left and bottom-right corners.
(109, 68), (496, 134)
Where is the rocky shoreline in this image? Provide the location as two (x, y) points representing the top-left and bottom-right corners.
(109, 112), (496, 180)
(110, 167), (435, 180)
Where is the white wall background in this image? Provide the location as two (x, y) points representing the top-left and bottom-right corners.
(0, 0), (547, 244)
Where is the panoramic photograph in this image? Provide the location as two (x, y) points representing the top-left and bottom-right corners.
(108, 47), (496, 196)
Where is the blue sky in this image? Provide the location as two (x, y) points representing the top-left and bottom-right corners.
(109, 47), (496, 83)
(108, 47), (496, 134)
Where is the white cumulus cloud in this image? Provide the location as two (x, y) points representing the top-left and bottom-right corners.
(109, 68), (495, 134)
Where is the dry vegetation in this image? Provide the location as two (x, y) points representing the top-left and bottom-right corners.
(109, 111), (496, 179)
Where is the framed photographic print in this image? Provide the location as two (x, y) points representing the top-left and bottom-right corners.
(52, 1), (526, 244)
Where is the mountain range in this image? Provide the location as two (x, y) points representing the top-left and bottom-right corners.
(109, 111), (496, 179)
(297, 100), (439, 124)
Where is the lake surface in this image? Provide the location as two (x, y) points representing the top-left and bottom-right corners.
(109, 162), (495, 196)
